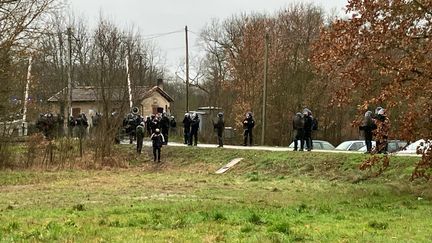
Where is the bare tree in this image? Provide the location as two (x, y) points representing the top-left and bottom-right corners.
(197, 4), (329, 145)
(0, 0), (60, 167)
(0, 0), (59, 116)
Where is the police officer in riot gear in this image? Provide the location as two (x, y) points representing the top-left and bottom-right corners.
(242, 112), (255, 146)
(145, 116), (152, 137)
(75, 113), (89, 139)
(67, 115), (75, 137)
(150, 114), (160, 133)
(170, 115), (177, 134)
(123, 108), (143, 144)
(374, 108), (390, 154)
(160, 112), (170, 145)
(292, 112), (305, 151)
(213, 112), (225, 148)
(91, 112), (102, 138)
(189, 113), (200, 146)
(136, 122), (145, 154)
(182, 113), (191, 144)
(303, 108), (313, 151)
(359, 110), (377, 153)
(36, 113), (53, 139)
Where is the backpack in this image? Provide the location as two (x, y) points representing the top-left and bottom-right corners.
(293, 115), (304, 129)
(136, 125), (145, 136)
(312, 118), (318, 131)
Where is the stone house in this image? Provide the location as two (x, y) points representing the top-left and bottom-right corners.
(47, 82), (174, 124)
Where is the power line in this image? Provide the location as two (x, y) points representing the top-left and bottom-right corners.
(140, 29), (184, 38)
(188, 30), (200, 36)
(165, 43), (201, 51)
(165, 46), (185, 51)
(139, 29), (184, 41)
(36, 28), (184, 43)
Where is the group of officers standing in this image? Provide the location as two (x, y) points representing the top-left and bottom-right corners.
(181, 111), (256, 148)
(36, 105), (390, 159)
(182, 112), (201, 146)
(133, 112), (177, 162)
(35, 112), (90, 139)
(292, 108), (318, 151)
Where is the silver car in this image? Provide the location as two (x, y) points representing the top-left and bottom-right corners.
(288, 140), (335, 150)
(358, 140), (407, 153)
(335, 140), (368, 151)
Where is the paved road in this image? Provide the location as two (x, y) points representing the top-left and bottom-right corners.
(121, 139), (420, 157)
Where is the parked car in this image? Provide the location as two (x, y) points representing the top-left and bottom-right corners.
(335, 140), (368, 151)
(397, 139), (430, 154)
(358, 140), (407, 153)
(288, 140), (335, 150)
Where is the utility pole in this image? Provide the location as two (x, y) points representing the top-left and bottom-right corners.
(261, 33), (269, 146)
(67, 27), (73, 137)
(138, 54), (143, 85)
(58, 32), (65, 119)
(185, 25), (189, 112)
(21, 56), (33, 136)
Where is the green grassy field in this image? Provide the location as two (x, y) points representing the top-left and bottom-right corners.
(0, 146), (431, 242)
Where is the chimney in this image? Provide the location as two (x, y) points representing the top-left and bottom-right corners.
(157, 78), (164, 90)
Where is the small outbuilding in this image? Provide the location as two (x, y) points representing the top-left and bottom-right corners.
(47, 81), (174, 124)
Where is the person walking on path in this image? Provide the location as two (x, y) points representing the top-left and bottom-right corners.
(151, 128), (165, 162)
(136, 122), (145, 154)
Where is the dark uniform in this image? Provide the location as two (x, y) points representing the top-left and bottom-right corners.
(75, 113), (89, 139)
(145, 116), (152, 137)
(189, 114), (200, 146)
(91, 112), (101, 138)
(36, 113), (55, 139)
(150, 115), (160, 134)
(303, 109), (313, 151)
(292, 112), (305, 151)
(136, 122), (145, 154)
(374, 109), (390, 154)
(170, 116), (177, 135)
(243, 112), (255, 146)
(123, 113), (142, 144)
(67, 116), (75, 137)
(359, 111), (377, 153)
(151, 129), (165, 162)
(213, 113), (225, 147)
(182, 114), (191, 144)
(160, 113), (170, 145)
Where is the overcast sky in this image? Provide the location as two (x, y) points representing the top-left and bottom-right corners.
(68, 0), (348, 73)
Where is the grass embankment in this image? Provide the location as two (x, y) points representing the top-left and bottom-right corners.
(0, 146), (431, 242)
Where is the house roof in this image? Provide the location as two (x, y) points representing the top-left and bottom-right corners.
(47, 86), (174, 103)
